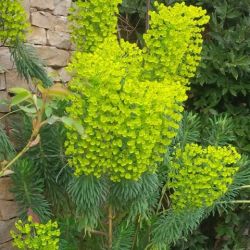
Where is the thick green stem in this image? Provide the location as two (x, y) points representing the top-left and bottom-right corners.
(108, 205), (113, 249)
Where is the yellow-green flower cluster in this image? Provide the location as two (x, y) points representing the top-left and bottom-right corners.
(69, 0), (122, 52)
(0, 0), (29, 45)
(11, 216), (60, 250)
(169, 144), (240, 209)
(65, 37), (187, 182)
(143, 2), (210, 83)
(66, 1), (209, 181)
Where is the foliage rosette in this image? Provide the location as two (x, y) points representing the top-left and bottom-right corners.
(11, 216), (60, 250)
(0, 0), (29, 45)
(169, 143), (241, 209)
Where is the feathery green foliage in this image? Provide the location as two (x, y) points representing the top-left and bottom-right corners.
(10, 42), (52, 87)
(174, 112), (201, 148)
(112, 223), (135, 250)
(11, 160), (51, 222)
(68, 175), (108, 230)
(110, 173), (160, 221)
(152, 209), (205, 247)
(202, 115), (236, 146)
(0, 127), (15, 161)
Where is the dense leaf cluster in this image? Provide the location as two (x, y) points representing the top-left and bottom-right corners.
(189, 0), (250, 153)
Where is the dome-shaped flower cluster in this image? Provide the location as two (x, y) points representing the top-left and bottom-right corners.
(11, 217), (60, 250)
(0, 0), (29, 45)
(169, 143), (240, 209)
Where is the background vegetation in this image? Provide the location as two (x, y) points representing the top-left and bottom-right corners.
(118, 0), (250, 248)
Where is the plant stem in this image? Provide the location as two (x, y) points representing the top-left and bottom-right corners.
(157, 183), (168, 213)
(234, 185), (250, 190)
(146, 0), (150, 31)
(0, 143), (30, 177)
(219, 200), (250, 204)
(91, 230), (107, 237)
(132, 215), (141, 249)
(108, 205), (113, 249)
(0, 104), (33, 121)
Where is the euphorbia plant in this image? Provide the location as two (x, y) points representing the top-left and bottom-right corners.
(62, 1), (245, 249)
(3, 1), (249, 250)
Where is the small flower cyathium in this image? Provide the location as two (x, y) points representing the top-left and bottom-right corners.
(11, 216), (60, 250)
(169, 144), (241, 209)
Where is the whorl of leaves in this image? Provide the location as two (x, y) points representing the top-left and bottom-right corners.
(11, 160), (51, 222)
(152, 208), (205, 247)
(10, 42), (52, 87)
(67, 175), (109, 229)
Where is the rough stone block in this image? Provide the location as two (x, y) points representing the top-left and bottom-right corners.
(0, 218), (16, 244)
(31, 11), (56, 30)
(35, 46), (70, 67)
(58, 68), (71, 83)
(0, 48), (14, 71)
(0, 201), (18, 220)
(0, 74), (6, 91)
(0, 240), (14, 250)
(0, 178), (14, 201)
(30, 0), (54, 11)
(5, 71), (28, 90)
(54, 16), (69, 32)
(46, 67), (61, 82)
(53, 0), (71, 16)
(0, 92), (9, 113)
(27, 26), (47, 45)
(47, 30), (71, 50)
(22, 0), (30, 18)
(30, 7), (37, 13)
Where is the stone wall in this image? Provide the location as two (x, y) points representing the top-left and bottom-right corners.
(0, 0), (72, 248)
(0, 173), (18, 250)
